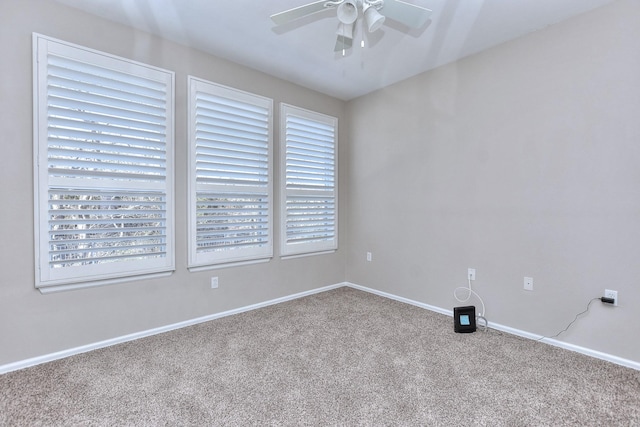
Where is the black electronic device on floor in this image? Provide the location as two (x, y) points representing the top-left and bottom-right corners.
(454, 306), (476, 333)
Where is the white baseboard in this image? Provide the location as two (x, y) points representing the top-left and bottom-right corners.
(2, 281), (638, 374)
(0, 283), (345, 375)
(344, 282), (640, 371)
(346, 282), (454, 316)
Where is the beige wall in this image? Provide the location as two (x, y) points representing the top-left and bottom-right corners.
(0, 0), (347, 366)
(346, 0), (640, 363)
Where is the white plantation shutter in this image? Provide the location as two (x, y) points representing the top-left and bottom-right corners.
(33, 34), (175, 291)
(280, 104), (337, 256)
(188, 77), (273, 267)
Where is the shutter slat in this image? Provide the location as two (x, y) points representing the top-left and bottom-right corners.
(286, 167), (335, 178)
(51, 242), (164, 257)
(197, 229), (269, 240)
(48, 168), (165, 182)
(197, 239), (267, 250)
(196, 123), (268, 141)
(287, 117), (334, 134)
(48, 117), (165, 142)
(49, 137), (165, 158)
(286, 145), (335, 158)
(48, 85), (166, 117)
(49, 95), (164, 124)
(51, 226), (164, 236)
(48, 74), (165, 109)
(49, 208), (166, 217)
(196, 144), (267, 160)
(195, 127), (268, 146)
(49, 158), (165, 176)
(286, 155), (335, 167)
(49, 148), (165, 167)
(48, 106), (166, 134)
(196, 169), (267, 182)
(50, 251), (167, 267)
(196, 113), (269, 136)
(286, 132), (334, 146)
(196, 92), (268, 118)
(196, 157), (268, 171)
(48, 55), (167, 93)
(49, 128), (166, 151)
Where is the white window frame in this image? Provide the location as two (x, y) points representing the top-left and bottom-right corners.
(280, 104), (338, 258)
(33, 34), (175, 292)
(187, 77), (273, 269)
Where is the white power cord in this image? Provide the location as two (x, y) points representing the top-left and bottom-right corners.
(454, 274), (488, 330)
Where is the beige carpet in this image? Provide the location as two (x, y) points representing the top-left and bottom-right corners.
(1, 287), (639, 426)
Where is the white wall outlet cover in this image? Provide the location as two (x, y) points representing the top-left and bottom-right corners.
(524, 277), (533, 291)
(211, 277), (219, 289)
(468, 268), (476, 280)
(604, 289), (618, 306)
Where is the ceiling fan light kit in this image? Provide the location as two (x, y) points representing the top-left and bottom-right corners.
(271, 0), (432, 52)
(336, 22), (355, 39)
(337, 0), (358, 24)
(363, 4), (385, 32)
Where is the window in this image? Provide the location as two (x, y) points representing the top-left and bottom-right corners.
(188, 77), (273, 268)
(280, 104), (337, 257)
(33, 34), (175, 292)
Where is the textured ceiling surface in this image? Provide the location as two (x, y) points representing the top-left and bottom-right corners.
(54, 0), (616, 100)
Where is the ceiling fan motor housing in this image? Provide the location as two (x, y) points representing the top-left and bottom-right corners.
(270, 0), (433, 52)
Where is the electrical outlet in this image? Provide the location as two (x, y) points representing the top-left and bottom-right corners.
(366, 252), (372, 262)
(524, 277), (533, 291)
(604, 289), (618, 306)
(211, 277), (219, 289)
(468, 268), (476, 280)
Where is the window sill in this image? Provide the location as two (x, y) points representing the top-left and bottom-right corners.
(188, 257), (271, 273)
(280, 250), (336, 261)
(37, 271), (174, 294)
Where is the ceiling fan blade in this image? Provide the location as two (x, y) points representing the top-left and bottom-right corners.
(271, 1), (333, 26)
(334, 35), (353, 52)
(379, 0), (432, 29)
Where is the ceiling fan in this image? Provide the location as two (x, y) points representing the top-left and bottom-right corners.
(271, 0), (432, 53)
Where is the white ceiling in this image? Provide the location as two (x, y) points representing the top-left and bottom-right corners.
(54, 0), (616, 100)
